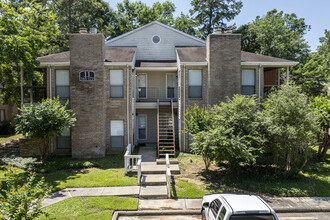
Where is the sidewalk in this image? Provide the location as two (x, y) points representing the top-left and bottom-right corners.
(41, 187), (330, 213)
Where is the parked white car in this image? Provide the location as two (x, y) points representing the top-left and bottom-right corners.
(201, 194), (278, 220)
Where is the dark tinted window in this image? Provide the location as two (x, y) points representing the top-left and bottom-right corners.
(218, 207), (226, 220)
(210, 199), (222, 218)
(229, 214), (276, 220)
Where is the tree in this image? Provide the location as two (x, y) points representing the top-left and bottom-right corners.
(0, 167), (51, 220)
(110, 0), (176, 38)
(173, 12), (197, 37)
(262, 83), (319, 176)
(237, 9), (310, 62)
(210, 95), (263, 172)
(0, 0), (59, 104)
(15, 98), (76, 162)
(190, 0), (243, 39)
(49, 0), (116, 50)
(292, 30), (330, 97)
(310, 95), (330, 160)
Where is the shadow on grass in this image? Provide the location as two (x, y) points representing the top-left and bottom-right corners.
(198, 165), (319, 197)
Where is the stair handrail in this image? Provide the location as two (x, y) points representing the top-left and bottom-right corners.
(124, 144), (142, 181)
(171, 99), (175, 156)
(166, 153), (171, 198)
(157, 99), (160, 157)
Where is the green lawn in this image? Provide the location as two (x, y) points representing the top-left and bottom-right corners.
(0, 155), (137, 192)
(174, 149), (330, 198)
(0, 134), (23, 145)
(38, 196), (138, 220)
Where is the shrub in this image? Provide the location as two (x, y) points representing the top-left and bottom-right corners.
(262, 83), (319, 176)
(0, 167), (51, 219)
(15, 98), (76, 162)
(0, 120), (15, 135)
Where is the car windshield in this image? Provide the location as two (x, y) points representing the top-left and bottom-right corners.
(229, 214), (276, 220)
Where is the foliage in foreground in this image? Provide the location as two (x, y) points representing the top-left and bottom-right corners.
(15, 98), (76, 162)
(39, 196), (138, 220)
(309, 95), (330, 160)
(185, 84), (319, 176)
(0, 167), (51, 220)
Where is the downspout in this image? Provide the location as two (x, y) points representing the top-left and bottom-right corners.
(258, 65), (261, 103)
(49, 65), (52, 98)
(183, 64), (186, 152)
(286, 67), (289, 82)
(20, 66), (24, 106)
(127, 65), (130, 145)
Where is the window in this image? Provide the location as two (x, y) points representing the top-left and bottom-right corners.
(218, 207), (227, 220)
(210, 199), (222, 218)
(79, 71), (95, 81)
(0, 109), (5, 122)
(56, 70), (70, 99)
(152, 35), (161, 44)
(137, 74), (147, 99)
(242, 69), (255, 95)
(166, 73), (176, 99)
(57, 127), (71, 149)
(137, 115), (147, 140)
(189, 70), (202, 98)
(111, 120), (124, 149)
(110, 70), (124, 98)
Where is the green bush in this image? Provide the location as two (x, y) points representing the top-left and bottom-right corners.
(262, 83), (319, 176)
(0, 120), (15, 135)
(0, 167), (51, 220)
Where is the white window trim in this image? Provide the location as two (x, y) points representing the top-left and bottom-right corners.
(137, 114), (147, 140)
(241, 69), (256, 95)
(55, 69), (70, 99)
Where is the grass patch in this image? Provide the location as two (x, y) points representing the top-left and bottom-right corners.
(176, 149), (330, 198)
(0, 155), (137, 192)
(38, 196), (138, 220)
(0, 134), (23, 145)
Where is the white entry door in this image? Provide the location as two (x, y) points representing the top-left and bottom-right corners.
(137, 74), (147, 99)
(137, 114), (147, 140)
(166, 73), (175, 99)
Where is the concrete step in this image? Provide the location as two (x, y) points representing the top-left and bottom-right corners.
(141, 162), (180, 174)
(141, 174), (166, 185)
(156, 158), (179, 165)
(139, 185), (168, 199)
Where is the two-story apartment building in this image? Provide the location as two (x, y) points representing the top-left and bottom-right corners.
(30, 21), (297, 158)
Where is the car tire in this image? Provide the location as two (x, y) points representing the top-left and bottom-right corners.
(202, 209), (206, 220)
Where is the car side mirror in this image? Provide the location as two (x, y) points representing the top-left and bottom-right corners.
(202, 202), (209, 208)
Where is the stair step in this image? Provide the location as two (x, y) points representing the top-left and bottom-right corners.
(156, 158), (179, 165)
(139, 185), (168, 199)
(159, 146), (175, 148)
(141, 174), (166, 185)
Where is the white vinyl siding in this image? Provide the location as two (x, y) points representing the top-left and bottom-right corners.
(111, 120), (124, 149)
(188, 70), (202, 98)
(110, 70), (124, 98)
(242, 69), (255, 95)
(107, 23), (205, 60)
(56, 70), (70, 99)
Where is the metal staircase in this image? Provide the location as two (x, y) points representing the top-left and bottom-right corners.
(157, 99), (175, 157)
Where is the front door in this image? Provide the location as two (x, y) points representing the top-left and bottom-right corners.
(137, 74), (147, 99)
(137, 114), (147, 140)
(166, 73), (175, 99)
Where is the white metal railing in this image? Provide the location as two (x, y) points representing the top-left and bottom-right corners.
(124, 144), (142, 185)
(166, 154), (171, 198)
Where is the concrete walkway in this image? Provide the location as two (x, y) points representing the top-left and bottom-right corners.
(42, 187), (330, 214)
(138, 146), (156, 162)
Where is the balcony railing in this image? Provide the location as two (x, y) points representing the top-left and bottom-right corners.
(136, 87), (177, 102)
(23, 87), (47, 103)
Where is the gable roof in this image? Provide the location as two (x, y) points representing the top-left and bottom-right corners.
(176, 47), (298, 66)
(106, 21), (206, 45)
(38, 47), (136, 64)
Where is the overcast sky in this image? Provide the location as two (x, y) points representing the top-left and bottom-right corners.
(108, 0), (330, 52)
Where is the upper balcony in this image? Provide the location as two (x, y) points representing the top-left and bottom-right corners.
(136, 87), (178, 102)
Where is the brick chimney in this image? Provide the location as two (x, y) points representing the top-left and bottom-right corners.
(206, 33), (241, 105)
(69, 33), (106, 158)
